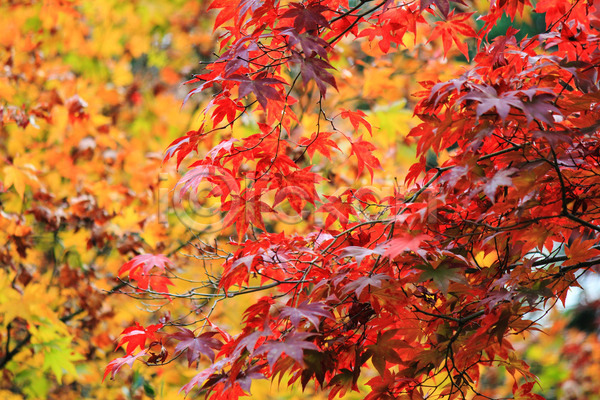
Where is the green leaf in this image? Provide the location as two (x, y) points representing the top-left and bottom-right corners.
(144, 381), (156, 398)
(42, 337), (85, 384)
(14, 368), (50, 399)
(417, 263), (465, 294)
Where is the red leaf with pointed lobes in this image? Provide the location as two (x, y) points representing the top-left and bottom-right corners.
(317, 195), (358, 228)
(119, 254), (172, 278)
(428, 11), (477, 59)
(344, 273), (391, 298)
(209, 0), (268, 30)
(163, 130), (204, 169)
(170, 329), (223, 366)
(256, 332), (319, 367)
(207, 138), (240, 161)
(385, 233), (431, 259)
(367, 329), (412, 376)
(279, 300), (334, 330)
(140, 275), (175, 296)
(103, 350), (147, 382)
(229, 74), (287, 110)
(279, 28), (328, 58)
(298, 131), (340, 160)
(563, 237), (600, 267)
(209, 0), (236, 29)
(340, 109), (372, 135)
(497, 0), (531, 21)
(297, 55), (338, 96)
(327, 369), (358, 399)
(176, 165), (240, 200)
(350, 137), (382, 181)
(338, 246), (386, 267)
(116, 322), (163, 355)
(238, 0), (270, 22)
(513, 381), (545, 400)
(364, 370), (403, 400)
(220, 191), (274, 240)
(272, 168), (321, 213)
(354, 187), (379, 206)
(483, 168), (518, 203)
(424, 0), (469, 17)
(484, 26), (519, 66)
(460, 85), (524, 121)
(234, 328), (272, 356)
(521, 93), (561, 124)
(421, 0), (450, 18)
(242, 296), (275, 328)
(210, 96), (245, 126)
(280, 2), (330, 33)
(118, 254), (175, 297)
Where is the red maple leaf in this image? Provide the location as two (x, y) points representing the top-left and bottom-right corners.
(180, 367), (217, 395)
(483, 168), (518, 202)
(118, 254), (175, 297)
(279, 301), (334, 329)
(256, 332), (319, 367)
(344, 274), (391, 297)
(317, 195), (358, 228)
(350, 137), (382, 180)
(385, 233), (430, 259)
(338, 246), (386, 267)
(170, 329), (223, 366)
(116, 322), (163, 355)
(280, 3), (330, 33)
(340, 109), (372, 135)
(428, 11), (477, 59)
(103, 350), (147, 382)
(460, 85), (525, 121)
(298, 55), (338, 96)
(118, 254), (172, 277)
(230, 74), (286, 109)
(298, 131), (340, 160)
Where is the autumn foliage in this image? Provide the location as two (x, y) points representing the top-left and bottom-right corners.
(3, 0), (600, 399)
(0, 0), (213, 398)
(107, 0), (600, 398)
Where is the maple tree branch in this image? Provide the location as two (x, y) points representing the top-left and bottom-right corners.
(413, 305), (461, 322)
(412, 305), (485, 325)
(405, 166), (451, 203)
(549, 147), (570, 214)
(405, 144), (525, 204)
(564, 212), (600, 233)
(464, 214), (560, 233)
(547, 147), (600, 232)
(1, 323), (13, 369)
(106, 281), (128, 295)
(458, 310), (485, 324)
(555, 258), (600, 276)
(327, 1), (388, 45)
(0, 308), (85, 370)
(477, 143), (524, 161)
(329, 0), (378, 24)
(0, 330), (31, 370)
(294, 91), (324, 162)
(322, 219), (392, 254)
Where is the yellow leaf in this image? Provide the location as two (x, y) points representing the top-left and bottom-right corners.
(2, 163), (39, 200)
(112, 58), (133, 86)
(475, 251), (496, 268)
(3, 166), (27, 199)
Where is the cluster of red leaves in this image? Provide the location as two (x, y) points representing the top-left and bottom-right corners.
(110, 0), (600, 399)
